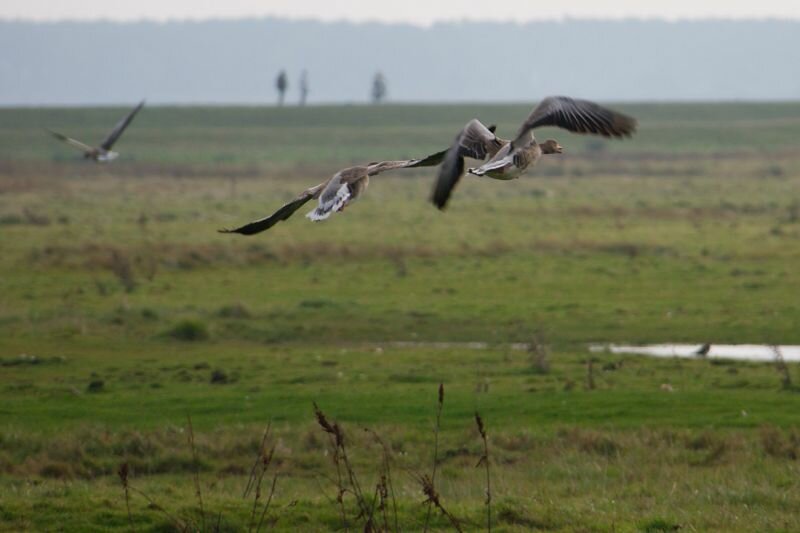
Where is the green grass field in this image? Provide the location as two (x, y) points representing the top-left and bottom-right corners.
(1, 103), (799, 531)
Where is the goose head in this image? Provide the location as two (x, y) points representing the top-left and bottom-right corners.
(540, 139), (564, 154)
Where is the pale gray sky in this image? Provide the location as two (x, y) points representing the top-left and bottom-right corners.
(3, 0), (800, 24)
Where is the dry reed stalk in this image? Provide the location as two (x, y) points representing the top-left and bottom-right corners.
(117, 462), (185, 531)
(117, 462), (135, 532)
(338, 442), (371, 526)
(418, 473), (462, 533)
(475, 412), (492, 533)
(366, 428), (399, 533)
(314, 402), (375, 531)
(255, 472), (279, 532)
(186, 415), (206, 532)
(248, 446), (275, 532)
(244, 422), (272, 498)
(128, 485), (186, 531)
(773, 346), (793, 390)
(376, 474), (389, 532)
(313, 402), (350, 531)
(423, 383), (445, 533)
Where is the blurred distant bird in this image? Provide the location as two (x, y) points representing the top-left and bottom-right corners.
(432, 96), (637, 209)
(219, 150), (446, 235)
(47, 100), (145, 162)
(695, 343), (711, 357)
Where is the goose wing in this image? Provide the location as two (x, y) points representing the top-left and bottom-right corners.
(100, 100), (145, 150)
(512, 96), (636, 149)
(219, 182), (326, 235)
(404, 147), (450, 168)
(360, 144), (452, 175)
(365, 150), (449, 175)
(46, 129), (94, 153)
(456, 119), (506, 160)
(431, 119), (505, 210)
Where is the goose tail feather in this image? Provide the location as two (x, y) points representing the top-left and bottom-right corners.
(306, 183), (350, 221)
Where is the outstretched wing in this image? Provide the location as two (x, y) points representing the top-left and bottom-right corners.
(431, 119), (505, 210)
(512, 96), (636, 148)
(456, 119), (506, 160)
(100, 100), (145, 150)
(431, 140), (465, 210)
(46, 129), (94, 153)
(219, 182), (326, 235)
(365, 151), (448, 176)
(405, 147), (450, 168)
(363, 145), (450, 175)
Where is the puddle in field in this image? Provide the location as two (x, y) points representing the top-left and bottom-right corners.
(590, 344), (800, 362)
(377, 341), (800, 363)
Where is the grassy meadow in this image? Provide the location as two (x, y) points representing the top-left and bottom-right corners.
(1, 102), (800, 531)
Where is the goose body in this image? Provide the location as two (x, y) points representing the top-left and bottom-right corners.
(468, 140), (542, 180)
(432, 96), (636, 209)
(305, 166), (372, 221)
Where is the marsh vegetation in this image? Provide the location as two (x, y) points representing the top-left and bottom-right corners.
(1, 103), (799, 530)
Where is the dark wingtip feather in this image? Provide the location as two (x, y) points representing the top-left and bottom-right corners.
(410, 148), (448, 168)
(431, 156), (464, 210)
(431, 179), (449, 210)
(614, 114), (638, 137)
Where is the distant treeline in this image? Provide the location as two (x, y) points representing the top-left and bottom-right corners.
(1, 18), (799, 105)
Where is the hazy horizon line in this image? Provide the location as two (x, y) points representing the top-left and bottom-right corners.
(2, 14), (800, 27)
(3, 98), (800, 110)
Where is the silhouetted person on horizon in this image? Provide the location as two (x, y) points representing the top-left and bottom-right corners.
(276, 70), (288, 106)
(299, 70), (309, 106)
(371, 72), (387, 104)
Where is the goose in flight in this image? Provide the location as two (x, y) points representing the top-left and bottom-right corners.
(47, 100), (145, 162)
(219, 150), (445, 236)
(432, 96), (637, 209)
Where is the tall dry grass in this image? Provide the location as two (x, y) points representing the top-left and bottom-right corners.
(108, 384), (501, 531)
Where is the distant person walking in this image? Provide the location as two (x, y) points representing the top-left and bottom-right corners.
(371, 72), (387, 104)
(276, 70), (288, 106)
(299, 70), (309, 106)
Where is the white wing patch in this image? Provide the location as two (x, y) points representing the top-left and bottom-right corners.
(469, 155), (513, 176)
(306, 182), (351, 221)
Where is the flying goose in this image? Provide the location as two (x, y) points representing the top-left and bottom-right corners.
(219, 150), (446, 235)
(432, 96), (637, 209)
(47, 100), (145, 162)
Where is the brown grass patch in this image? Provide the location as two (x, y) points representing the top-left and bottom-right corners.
(760, 425), (799, 460)
(28, 237), (679, 274)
